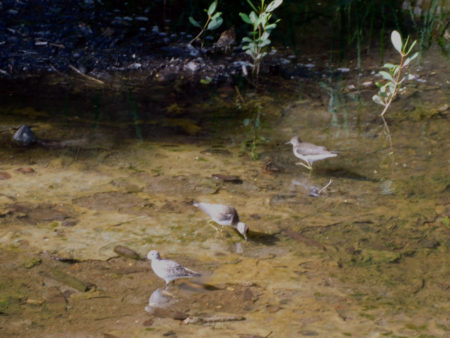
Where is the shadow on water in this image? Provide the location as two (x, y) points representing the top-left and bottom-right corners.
(315, 167), (380, 182)
(247, 230), (280, 246)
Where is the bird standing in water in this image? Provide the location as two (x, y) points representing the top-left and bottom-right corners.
(286, 136), (337, 170)
(147, 250), (201, 287)
(194, 202), (248, 240)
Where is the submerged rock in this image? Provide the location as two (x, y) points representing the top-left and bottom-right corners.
(13, 125), (36, 146)
(113, 245), (141, 260)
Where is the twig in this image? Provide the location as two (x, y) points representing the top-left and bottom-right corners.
(318, 179), (333, 194)
(183, 315), (245, 325)
(69, 64), (105, 85)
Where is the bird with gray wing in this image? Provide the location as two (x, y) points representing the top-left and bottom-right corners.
(194, 202), (248, 240)
(147, 250), (201, 287)
(286, 136), (337, 170)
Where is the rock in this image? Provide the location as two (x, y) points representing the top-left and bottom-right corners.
(0, 172), (11, 180)
(142, 318), (154, 326)
(13, 125), (36, 146)
(49, 268), (95, 292)
(16, 167), (35, 174)
(438, 104), (448, 113)
(299, 330), (319, 336)
(212, 174), (243, 184)
(419, 238), (439, 249)
(358, 249), (401, 264)
(113, 245), (141, 260)
(21, 257), (41, 269)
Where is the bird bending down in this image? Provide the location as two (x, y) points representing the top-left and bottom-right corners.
(193, 202), (248, 240)
(286, 136), (337, 170)
(147, 250), (201, 287)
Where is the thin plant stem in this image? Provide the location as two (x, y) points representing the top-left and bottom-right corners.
(189, 16), (211, 45)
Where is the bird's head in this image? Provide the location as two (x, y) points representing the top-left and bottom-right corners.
(237, 222), (249, 240)
(147, 250), (161, 261)
(285, 136), (300, 146)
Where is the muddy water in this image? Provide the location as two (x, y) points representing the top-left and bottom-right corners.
(1, 59), (449, 337)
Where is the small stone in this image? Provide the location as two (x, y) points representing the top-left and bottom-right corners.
(299, 330), (319, 336)
(438, 104), (448, 113)
(16, 167), (35, 174)
(162, 330), (176, 336)
(142, 318), (154, 326)
(114, 245), (141, 260)
(26, 298), (44, 305)
(419, 238), (439, 249)
(62, 219), (78, 227)
(243, 288), (254, 301)
(0, 172), (11, 180)
(21, 257), (41, 269)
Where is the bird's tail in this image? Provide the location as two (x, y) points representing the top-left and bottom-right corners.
(186, 268), (201, 277)
(193, 201), (200, 208)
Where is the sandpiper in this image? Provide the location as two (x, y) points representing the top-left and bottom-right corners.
(286, 136), (337, 170)
(193, 202), (248, 240)
(147, 250), (201, 287)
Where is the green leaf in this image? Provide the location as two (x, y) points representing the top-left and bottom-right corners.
(391, 30), (402, 54)
(200, 77), (212, 84)
(189, 16), (201, 28)
(243, 118), (251, 126)
(372, 95), (385, 106)
(379, 71), (394, 82)
(261, 31), (270, 41)
(265, 23), (277, 31)
(239, 13), (251, 24)
(404, 51), (418, 66)
(211, 12), (222, 20)
(259, 38), (271, 47)
(245, 49), (254, 56)
(266, 0), (283, 12)
(242, 37), (253, 43)
(383, 63), (396, 69)
(207, 16), (223, 30)
(249, 11), (258, 24)
(207, 0), (217, 16)
(406, 40), (417, 55)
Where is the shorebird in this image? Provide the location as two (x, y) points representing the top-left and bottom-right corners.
(193, 202), (248, 240)
(147, 250), (201, 287)
(286, 136), (337, 170)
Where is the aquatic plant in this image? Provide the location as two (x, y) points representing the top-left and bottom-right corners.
(239, 0), (283, 78)
(403, 0), (447, 58)
(235, 87), (267, 160)
(189, 0), (223, 45)
(372, 30), (418, 142)
(242, 105), (266, 160)
(319, 79), (350, 135)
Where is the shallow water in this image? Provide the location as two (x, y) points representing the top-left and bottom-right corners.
(0, 51), (449, 337)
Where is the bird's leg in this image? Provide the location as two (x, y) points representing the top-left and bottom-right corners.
(296, 162), (312, 170)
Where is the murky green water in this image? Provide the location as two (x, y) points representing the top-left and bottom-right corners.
(0, 52), (449, 337)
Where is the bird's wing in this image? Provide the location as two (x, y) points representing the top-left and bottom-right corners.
(161, 259), (193, 277)
(197, 203), (237, 223)
(216, 206), (238, 223)
(297, 143), (329, 155)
